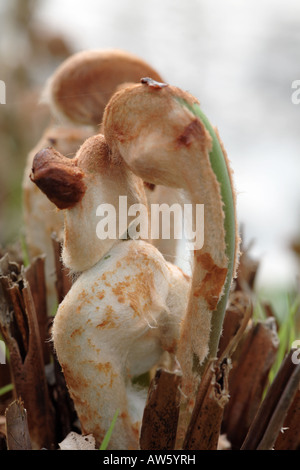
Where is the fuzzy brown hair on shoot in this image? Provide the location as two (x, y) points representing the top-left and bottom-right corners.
(23, 49), (181, 313)
(30, 78), (238, 449)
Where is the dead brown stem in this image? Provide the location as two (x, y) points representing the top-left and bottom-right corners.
(24, 255), (50, 364)
(218, 290), (253, 360)
(140, 369), (182, 450)
(222, 318), (279, 449)
(5, 399), (32, 450)
(182, 358), (231, 450)
(241, 348), (300, 450)
(274, 388), (300, 450)
(218, 292), (247, 358)
(0, 255), (56, 449)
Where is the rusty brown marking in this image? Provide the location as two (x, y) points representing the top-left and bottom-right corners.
(96, 362), (112, 375)
(69, 391), (88, 408)
(126, 270), (155, 317)
(194, 252), (228, 310)
(196, 252), (215, 270)
(97, 290), (105, 300)
(143, 182), (156, 191)
(165, 338), (177, 355)
(131, 422), (140, 441)
(120, 411), (129, 421)
(109, 370), (119, 388)
(96, 306), (117, 329)
(87, 338), (100, 353)
(128, 295), (141, 318)
(176, 119), (205, 148)
(70, 326), (84, 338)
(77, 289), (88, 300)
(176, 265), (191, 283)
(103, 254), (157, 318)
(134, 270), (155, 302)
(61, 363), (89, 390)
(112, 281), (130, 297)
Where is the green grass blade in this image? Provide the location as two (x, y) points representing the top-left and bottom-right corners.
(0, 383), (13, 396)
(99, 408), (119, 450)
(269, 293), (300, 382)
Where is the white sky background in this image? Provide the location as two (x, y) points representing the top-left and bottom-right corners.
(5, 0), (300, 290)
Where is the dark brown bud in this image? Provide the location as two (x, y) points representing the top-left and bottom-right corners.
(30, 148), (86, 209)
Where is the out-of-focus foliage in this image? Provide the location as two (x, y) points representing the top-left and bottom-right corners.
(0, 0), (73, 246)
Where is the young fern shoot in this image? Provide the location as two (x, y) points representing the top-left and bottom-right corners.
(30, 78), (238, 449)
(103, 79), (239, 430)
(30, 134), (190, 450)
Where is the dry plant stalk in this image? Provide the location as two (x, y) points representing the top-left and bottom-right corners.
(218, 291), (251, 358)
(222, 318), (279, 448)
(24, 255), (50, 364)
(182, 357), (231, 450)
(0, 254), (55, 449)
(241, 348), (300, 450)
(274, 389), (300, 450)
(5, 399), (32, 450)
(140, 369), (182, 450)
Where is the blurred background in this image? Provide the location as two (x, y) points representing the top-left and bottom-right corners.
(1, 0), (300, 306)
